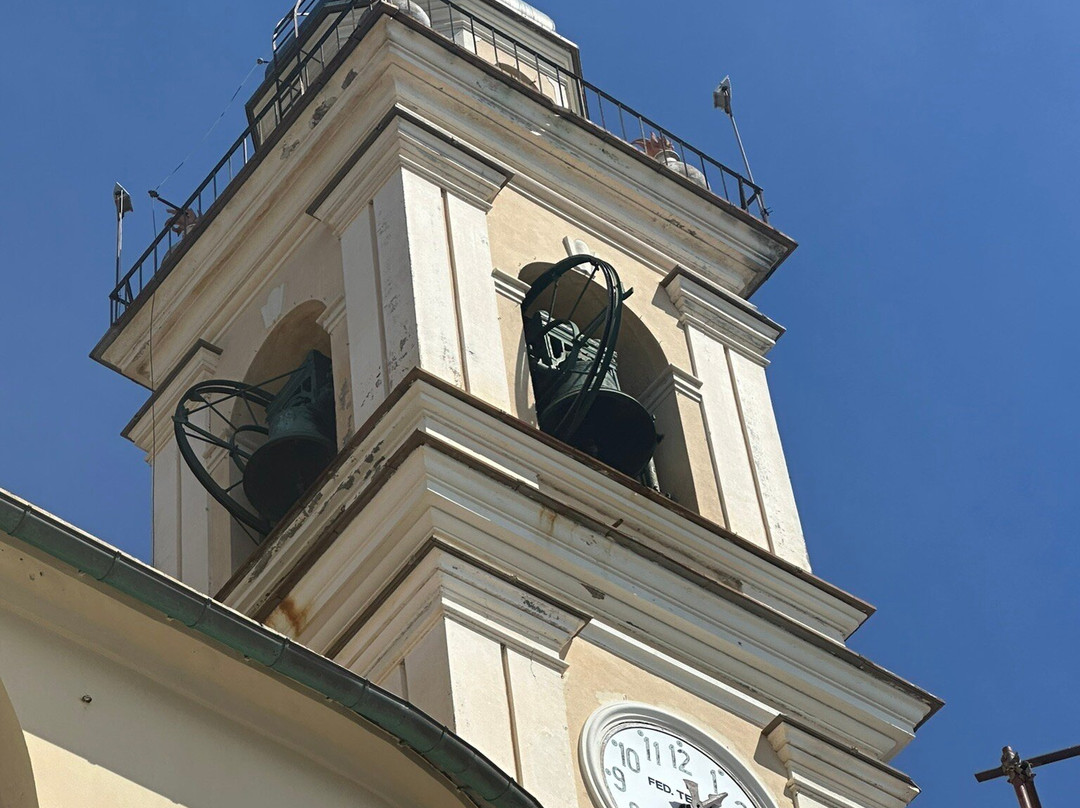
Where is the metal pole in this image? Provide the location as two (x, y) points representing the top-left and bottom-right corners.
(113, 183), (132, 287)
(115, 206), (123, 287)
(728, 112), (755, 185)
(1002, 747), (1044, 808)
(714, 76), (765, 215)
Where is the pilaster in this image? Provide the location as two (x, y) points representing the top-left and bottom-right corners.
(126, 342), (222, 591)
(639, 365), (722, 520)
(317, 296), (354, 442)
(663, 268), (809, 569)
(336, 545), (588, 808)
(311, 109), (514, 428)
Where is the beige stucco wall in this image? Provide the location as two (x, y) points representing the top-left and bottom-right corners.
(564, 638), (791, 808)
(0, 535), (469, 808)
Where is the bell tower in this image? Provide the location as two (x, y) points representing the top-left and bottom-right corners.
(96, 3), (939, 808)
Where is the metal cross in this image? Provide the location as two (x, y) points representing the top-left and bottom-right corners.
(975, 744), (1080, 808)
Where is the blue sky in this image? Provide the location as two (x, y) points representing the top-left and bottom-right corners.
(2, 1), (1078, 806)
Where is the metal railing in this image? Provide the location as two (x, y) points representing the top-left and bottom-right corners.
(109, 1), (372, 324)
(109, 0), (767, 325)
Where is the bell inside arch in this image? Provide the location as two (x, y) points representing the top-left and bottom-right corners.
(526, 313), (657, 479)
(243, 350), (337, 524)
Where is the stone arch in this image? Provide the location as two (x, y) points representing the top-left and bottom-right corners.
(242, 300), (332, 389)
(518, 261), (669, 393)
(0, 678), (39, 808)
(517, 261), (694, 502)
(224, 300), (335, 553)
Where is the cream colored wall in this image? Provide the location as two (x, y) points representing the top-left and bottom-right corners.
(210, 222), (345, 390)
(0, 676), (37, 808)
(564, 639), (792, 808)
(0, 537), (468, 808)
(0, 611), (388, 808)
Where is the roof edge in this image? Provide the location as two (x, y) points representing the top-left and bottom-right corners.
(0, 488), (543, 808)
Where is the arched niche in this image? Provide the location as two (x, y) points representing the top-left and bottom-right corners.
(0, 678), (39, 808)
(242, 300), (332, 389)
(223, 300), (336, 559)
(517, 262), (696, 506)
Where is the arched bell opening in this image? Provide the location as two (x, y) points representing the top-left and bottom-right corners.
(172, 301), (339, 580)
(225, 302), (337, 549)
(0, 677), (39, 808)
(518, 258), (694, 503)
(241, 300), (332, 389)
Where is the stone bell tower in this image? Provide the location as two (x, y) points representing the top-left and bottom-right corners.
(95, 3), (939, 808)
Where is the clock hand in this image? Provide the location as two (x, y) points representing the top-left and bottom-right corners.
(681, 779), (728, 808)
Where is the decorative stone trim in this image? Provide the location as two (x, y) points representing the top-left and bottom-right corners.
(125, 341), (223, 453)
(662, 267), (784, 364)
(339, 543), (590, 681)
(309, 106), (513, 232)
(765, 717), (919, 808)
(580, 621), (777, 728)
(639, 364), (704, 412)
(562, 236), (593, 257)
(316, 295), (348, 334)
(492, 267), (530, 304)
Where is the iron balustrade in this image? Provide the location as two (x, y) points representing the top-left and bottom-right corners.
(109, 0), (767, 325)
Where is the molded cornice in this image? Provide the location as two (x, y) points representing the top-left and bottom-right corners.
(662, 266), (785, 364)
(766, 716), (921, 808)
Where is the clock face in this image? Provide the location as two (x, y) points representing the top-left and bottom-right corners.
(583, 707), (763, 808)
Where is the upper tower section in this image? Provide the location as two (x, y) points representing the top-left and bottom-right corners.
(95, 0), (805, 593)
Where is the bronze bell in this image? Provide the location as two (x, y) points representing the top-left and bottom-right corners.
(243, 351), (337, 524)
(527, 315), (657, 478)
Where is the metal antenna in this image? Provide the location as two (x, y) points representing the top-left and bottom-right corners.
(113, 183), (133, 287)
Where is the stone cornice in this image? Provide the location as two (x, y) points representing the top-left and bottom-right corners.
(124, 340), (223, 453)
(217, 373), (940, 761)
(308, 106), (513, 233)
(336, 542), (590, 679)
(579, 620), (777, 729)
(766, 716), (919, 808)
(220, 373), (873, 646)
(662, 266), (785, 364)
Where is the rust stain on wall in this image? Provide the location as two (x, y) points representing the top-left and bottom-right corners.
(275, 597), (311, 636)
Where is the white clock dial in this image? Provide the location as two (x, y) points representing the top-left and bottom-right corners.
(600, 725), (756, 808)
(581, 705), (768, 808)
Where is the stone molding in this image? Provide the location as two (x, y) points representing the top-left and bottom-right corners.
(491, 268), (530, 304)
(125, 341), (223, 454)
(220, 374), (938, 760)
(766, 717), (920, 808)
(579, 620), (777, 729)
(662, 267), (785, 364)
(316, 295), (348, 334)
(309, 106), (512, 234)
(338, 543), (589, 680)
(639, 364), (705, 412)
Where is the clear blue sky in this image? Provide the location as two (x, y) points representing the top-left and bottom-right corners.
(1, 2), (1078, 806)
